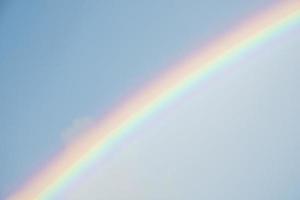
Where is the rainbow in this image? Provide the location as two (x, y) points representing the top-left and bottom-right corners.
(8, 1), (300, 199)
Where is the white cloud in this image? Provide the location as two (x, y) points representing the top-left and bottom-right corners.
(61, 117), (94, 143)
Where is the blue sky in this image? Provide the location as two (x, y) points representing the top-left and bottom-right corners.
(1, 0), (299, 199)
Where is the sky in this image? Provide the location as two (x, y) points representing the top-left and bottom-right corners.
(0, 0), (300, 199)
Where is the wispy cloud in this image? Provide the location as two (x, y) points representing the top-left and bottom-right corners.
(61, 117), (94, 143)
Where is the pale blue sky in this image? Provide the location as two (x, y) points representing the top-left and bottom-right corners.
(1, 0), (299, 199)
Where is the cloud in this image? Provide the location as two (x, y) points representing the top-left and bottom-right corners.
(61, 117), (94, 143)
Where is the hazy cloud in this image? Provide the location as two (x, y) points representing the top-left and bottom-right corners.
(61, 117), (94, 143)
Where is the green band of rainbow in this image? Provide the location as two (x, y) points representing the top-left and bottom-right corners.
(9, 1), (300, 200)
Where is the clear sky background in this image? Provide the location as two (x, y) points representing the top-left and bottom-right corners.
(1, 0), (299, 199)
